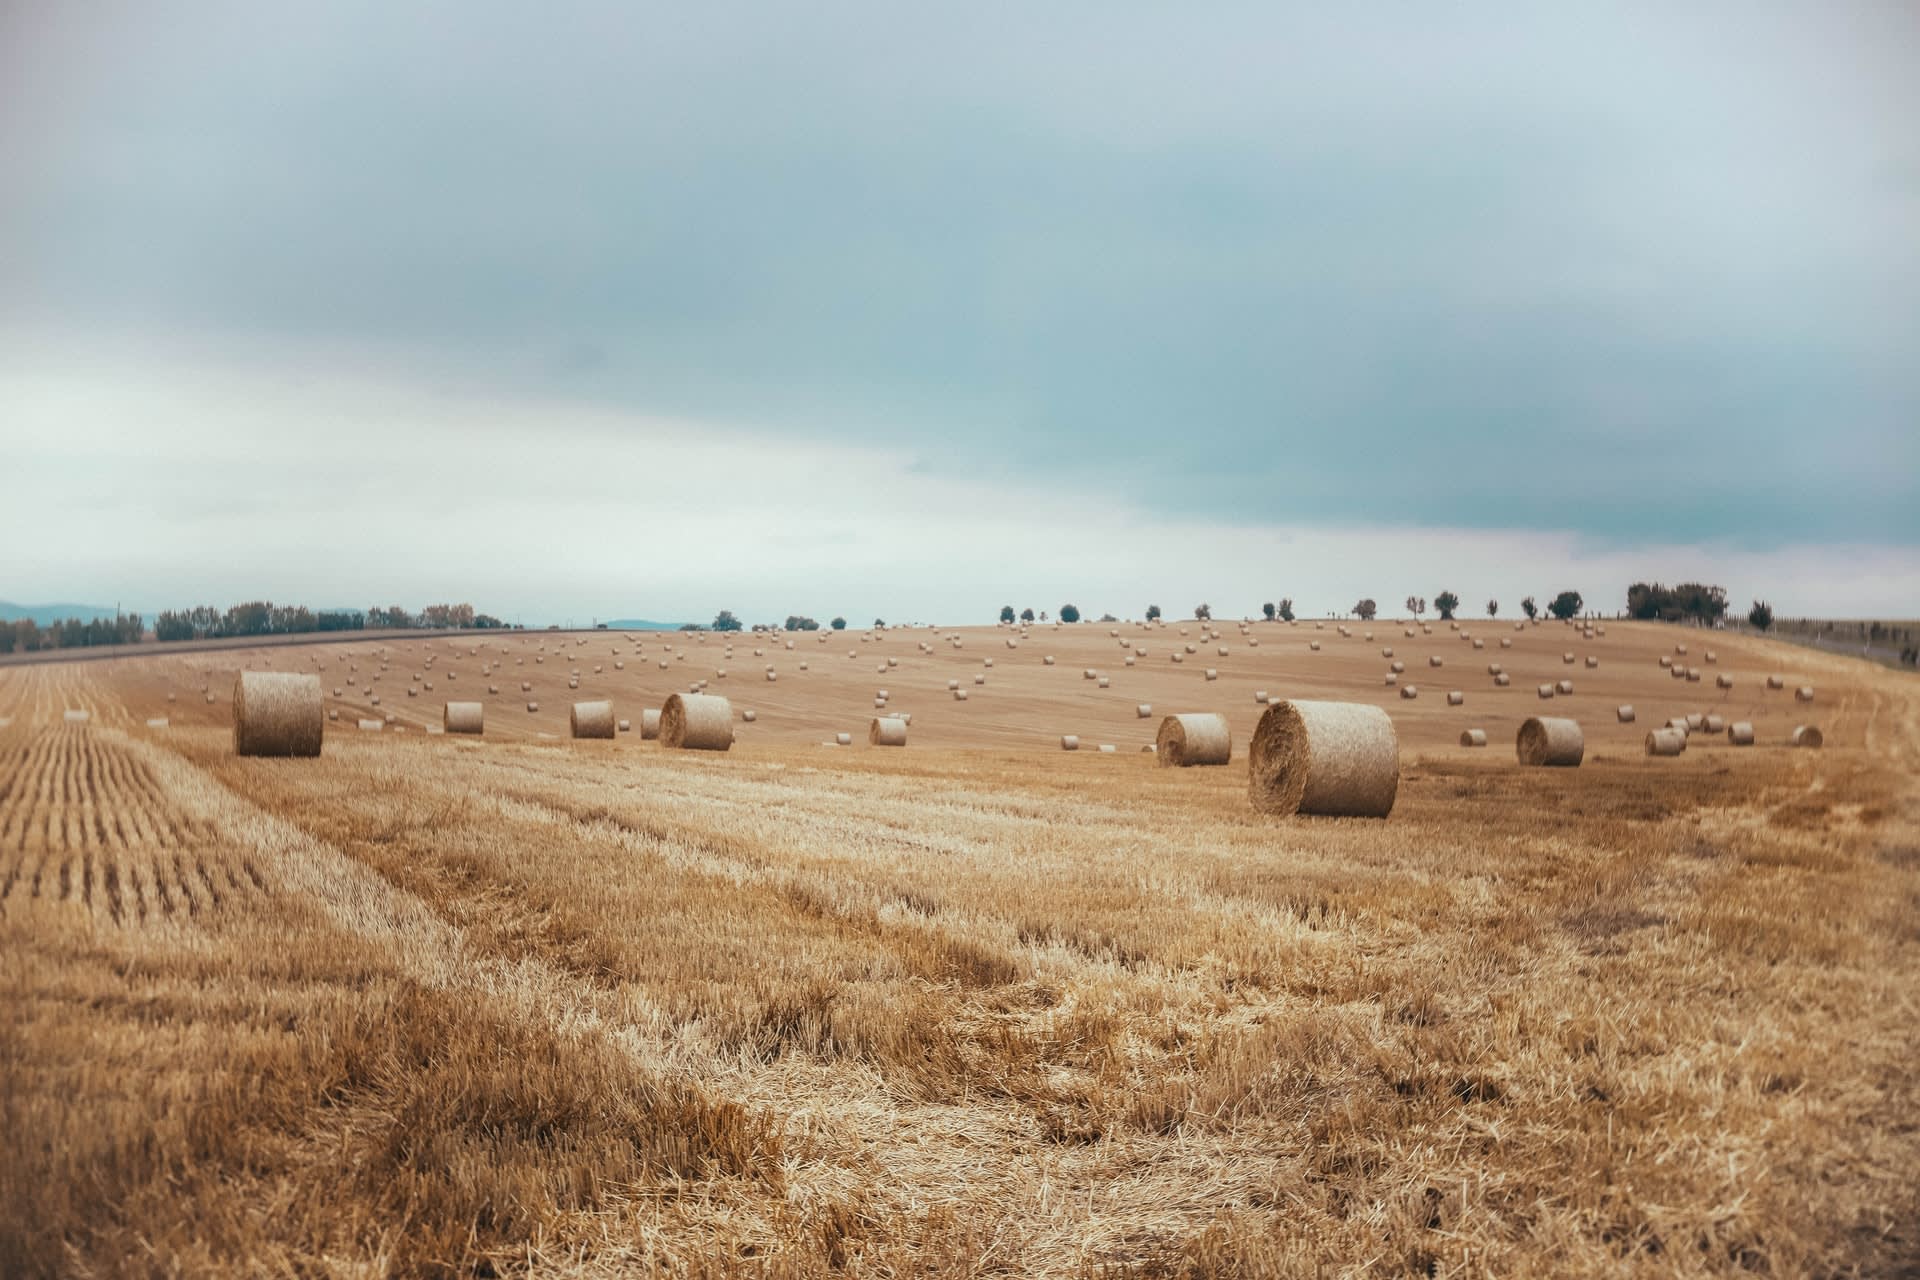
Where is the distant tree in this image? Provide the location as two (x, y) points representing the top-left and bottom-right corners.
(712, 610), (744, 632)
(999, 605), (1016, 624)
(1277, 598), (1294, 622)
(1143, 605), (1159, 621)
(1353, 598), (1378, 621)
(1262, 602), (1276, 621)
(1486, 599), (1498, 618)
(830, 616), (847, 630)
(873, 618), (885, 628)
(1098, 613), (1117, 623)
(783, 615), (819, 631)
(1020, 608), (1034, 623)
(1748, 600), (1774, 632)
(1521, 596), (1538, 620)
(1040, 611), (1049, 622)
(472, 614), (504, 629)
(1194, 603), (1212, 621)
(1059, 604), (1081, 623)
(1434, 591), (1460, 621)
(224, 601), (272, 636)
(1406, 596), (1425, 620)
(1548, 590), (1583, 621)
(154, 610), (195, 643)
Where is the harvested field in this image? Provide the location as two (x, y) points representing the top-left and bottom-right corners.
(0, 619), (1916, 1277)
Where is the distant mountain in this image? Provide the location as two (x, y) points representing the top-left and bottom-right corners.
(601, 619), (688, 631)
(0, 600), (121, 626)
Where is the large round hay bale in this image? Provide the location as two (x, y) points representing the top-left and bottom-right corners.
(1791, 725), (1823, 748)
(1390, 660), (1405, 674)
(1156, 713), (1231, 767)
(869, 716), (907, 747)
(570, 700), (615, 739)
(1727, 721), (1755, 746)
(444, 701), (484, 735)
(1499, 637), (1512, 648)
(1248, 700), (1398, 818)
(1429, 656), (1443, 668)
(1459, 728), (1487, 748)
(1517, 716), (1584, 767)
(660, 693), (733, 750)
(1617, 705), (1636, 723)
(1645, 728), (1687, 756)
(232, 672), (323, 758)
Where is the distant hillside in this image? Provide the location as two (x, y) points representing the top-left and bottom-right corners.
(601, 619), (687, 631)
(0, 600), (121, 626)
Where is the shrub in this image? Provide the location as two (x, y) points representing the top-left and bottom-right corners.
(1020, 608), (1034, 623)
(1486, 599), (1498, 617)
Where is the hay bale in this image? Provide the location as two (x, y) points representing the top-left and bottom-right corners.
(1659, 656), (1672, 668)
(869, 716), (907, 747)
(953, 688), (969, 701)
(618, 718), (631, 733)
(1156, 713), (1231, 767)
(1670, 666), (1687, 680)
(1556, 679), (1574, 695)
(1459, 729), (1487, 748)
(1686, 713), (1706, 731)
(1645, 728), (1687, 756)
(766, 670), (778, 682)
(1767, 675), (1784, 690)
(1703, 714), (1725, 734)
(63, 709), (91, 723)
(1494, 673), (1511, 687)
(1486, 663), (1503, 676)
(1205, 669), (1218, 681)
(1097, 676), (1110, 688)
(1795, 686), (1814, 702)
(1098, 744), (1117, 753)
(1309, 641), (1321, 651)
(1499, 637), (1512, 649)
(1687, 669), (1703, 683)
(147, 717), (170, 728)
(1537, 683), (1555, 699)
(742, 709), (757, 722)
(1429, 656), (1444, 668)
(1255, 691), (1269, 703)
(1472, 639), (1485, 649)
(232, 672), (323, 758)
(358, 718), (384, 731)
(835, 732), (853, 746)
(527, 700), (540, 712)
(1061, 735), (1080, 751)
(1248, 700), (1399, 817)
(1390, 660), (1405, 673)
(1382, 647), (1394, 658)
(974, 674), (987, 685)
(1400, 685), (1418, 699)
(1585, 656), (1599, 669)
(444, 701), (484, 735)
(1517, 716), (1583, 767)
(1617, 705), (1635, 723)
(660, 693), (733, 750)
(1044, 656), (1056, 665)
(570, 700), (615, 739)
(1791, 725), (1823, 748)
(1385, 673), (1399, 686)
(1727, 721), (1755, 746)
(1705, 650), (1718, 664)
(1136, 704), (1153, 718)
(1447, 690), (1464, 706)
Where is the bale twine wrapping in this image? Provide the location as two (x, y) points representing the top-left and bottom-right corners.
(1517, 716), (1584, 767)
(1459, 729), (1487, 748)
(1645, 728), (1687, 756)
(232, 672), (323, 758)
(1791, 725), (1823, 748)
(869, 717), (907, 747)
(1727, 721), (1755, 746)
(1617, 705), (1636, 723)
(1447, 691), (1464, 706)
(660, 693), (733, 750)
(1156, 713), (1232, 767)
(570, 700), (616, 740)
(444, 701), (484, 735)
(1247, 700), (1399, 818)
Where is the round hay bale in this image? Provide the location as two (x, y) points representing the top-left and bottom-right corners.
(1097, 676), (1110, 688)
(1061, 735), (1080, 751)
(570, 700), (615, 739)
(835, 732), (853, 746)
(742, 709), (757, 723)
(1172, 653), (1184, 664)
(1686, 713), (1706, 731)
(444, 701), (484, 735)
(1499, 637), (1512, 648)
(1083, 668), (1097, 680)
(1675, 644), (1687, 655)
(1124, 656), (1136, 666)
(1703, 714), (1725, 734)
(1486, 663), (1502, 676)
(1136, 703), (1153, 718)
(1309, 641), (1321, 651)
(618, 718), (631, 733)
(1517, 716), (1583, 767)
(1617, 705), (1636, 723)
(869, 717), (907, 747)
(1713, 673), (1734, 690)
(1390, 660), (1405, 673)
(1562, 652), (1575, 664)
(1382, 647), (1394, 658)
(1791, 725), (1823, 748)
(1645, 728), (1687, 756)
(1556, 679), (1574, 696)
(1767, 675), (1784, 690)
(1447, 690), (1464, 706)
(1098, 744), (1117, 753)
(1205, 669), (1218, 681)
(1472, 638), (1485, 649)
(1429, 656), (1443, 668)
(1255, 690), (1269, 703)
(1585, 656), (1599, 669)
(1459, 728), (1487, 747)
(1400, 685), (1418, 699)
(1795, 686), (1814, 702)
(232, 672), (323, 758)
(1184, 644), (1197, 655)
(660, 693), (733, 750)
(1156, 713), (1232, 767)
(953, 688), (968, 701)
(765, 671), (777, 682)
(1670, 666), (1687, 680)
(1705, 651), (1718, 664)
(1727, 721), (1755, 746)
(1248, 700), (1398, 817)
(1044, 656), (1055, 665)
(1537, 683), (1555, 699)
(1659, 656), (1672, 668)
(527, 701), (540, 712)
(974, 673), (987, 685)
(1494, 673), (1511, 687)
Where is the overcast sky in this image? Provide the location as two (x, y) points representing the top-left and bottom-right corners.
(3, 2), (1916, 623)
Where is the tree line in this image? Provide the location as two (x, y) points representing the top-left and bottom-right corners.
(150, 601), (507, 642)
(0, 613), (145, 654)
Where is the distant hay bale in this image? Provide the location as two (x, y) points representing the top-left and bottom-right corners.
(1499, 638), (1512, 649)
(948, 679), (961, 690)
(1715, 674), (1733, 689)
(1255, 690), (1269, 703)
(1172, 653), (1185, 663)
(1517, 716), (1583, 767)
(1617, 705), (1635, 723)
(63, 709), (91, 723)
(1705, 651), (1718, 664)
(1727, 721), (1755, 746)
(1659, 656), (1672, 668)
(527, 701), (540, 712)
(1537, 684), (1555, 699)
(974, 673), (987, 685)
(1767, 675), (1784, 690)
(1472, 639), (1485, 649)
(1675, 644), (1687, 655)
(1562, 652), (1575, 664)
(1098, 744), (1117, 753)
(1447, 691), (1464, 705)
(1382, 647), (1394, 658)
(836, 732), (853, 746)
(570, 700), (615, 739)
(1585, 656), (1599, 669)
(953, 689), (968, 701)
(1124, 656), (1135, 666)
(1156, 713), (1231, 767)
(522, 681), (533, 692)
(1428, 656), (1443, 668)
(1400, 685), (1418, 699)
(1184, 644), (1197, 654)
(869, 717), (907, 747)
(1097, 676), (1110, 688)
(1309, 641), (1321, 651)
(1136, 704), (1153, 718)
(147, 717), (170, 728)
(358, 718), (384, 731)
(1459, 729), (1487, 748)
(1248, 700), (1399, 818)
(1685, 713), (1706, 731)
(1486, 663), (1502, 676)
(1205, 669), (1218, 681)
(1390, 660), (1405, 673)
(1670, 666), (1686, 680)
(1791, 725), (1823, 748)
(1044, 656), (1056, 665)
(1384, 673), (1399, 687)
(660, 693), (733, 750)
(1556, 679), (1573, 696)
(1795, 686), (1814, 702)
(1686, 669), (1702, 683)
(1645, 728), (1687, 757)
(1494, 673), (1510, 687)
(1084, 668), (1097, 680)
(232, 672), (323, 758)
(766, 671), (778, 682)
(444, 701), (484, 735)
(618, 718), (631, 733)
(1703, 714), (1725, 734)
(1061, 735), (1080, 751)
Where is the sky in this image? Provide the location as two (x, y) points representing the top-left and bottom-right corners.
(2, 1), (1916, 624)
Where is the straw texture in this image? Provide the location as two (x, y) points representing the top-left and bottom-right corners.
(660, 693), (733, 750)
(1517, 716), (1584, 767)
(1155, 713), (1232, 767)
(443, 701), (484, 735)
(869, 716), (907, 747)
(570, 700), (615, 740)
(1247, 700), (1399, 818)
(1645, 728), (1687, 757)
(232, 672), (323, 758)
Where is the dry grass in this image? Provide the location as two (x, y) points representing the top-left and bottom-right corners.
(0, 622), (1916, 1276)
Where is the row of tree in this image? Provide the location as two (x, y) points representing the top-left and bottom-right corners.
(0, 614), (146, 654)
(151, 602), (505, 642)
(705, 612), (887, 632)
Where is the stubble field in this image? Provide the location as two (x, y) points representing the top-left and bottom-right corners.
(2, 617), (1915, 1277)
